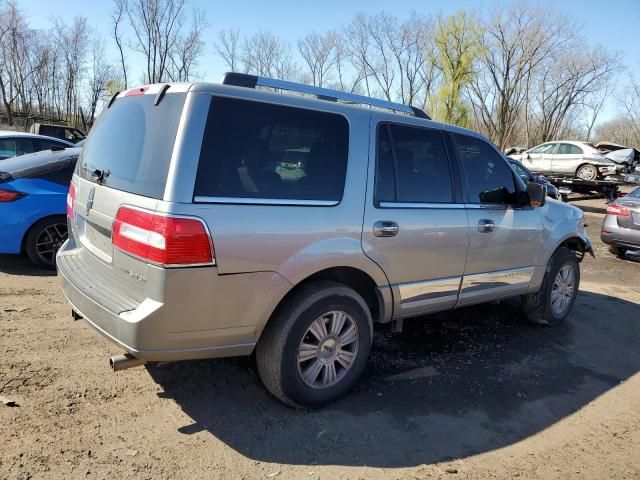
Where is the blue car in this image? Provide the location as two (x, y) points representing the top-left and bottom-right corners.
(0, 148), (80, 268)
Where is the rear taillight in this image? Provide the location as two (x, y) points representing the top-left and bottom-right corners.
(0, 188), (23, 202)
(606, 204), (630, 216)
(112, 206), (214, 266)
(66, 183), (75, 218)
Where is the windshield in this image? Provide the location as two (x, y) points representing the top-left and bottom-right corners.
(77, 92), (186, 199)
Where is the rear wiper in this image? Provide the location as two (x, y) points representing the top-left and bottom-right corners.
(90, 168), (110, 184)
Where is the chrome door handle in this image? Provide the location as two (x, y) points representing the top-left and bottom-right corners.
(373, 221), (399, 237)
(478, 219), (495, 233)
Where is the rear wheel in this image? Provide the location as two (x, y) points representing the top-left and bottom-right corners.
(24, 216), (68, 269)
(256, 281), (373, 408)
(576, 164), (598, 181)
(609, 246), (627, 258)
(523, 247), (580, 326)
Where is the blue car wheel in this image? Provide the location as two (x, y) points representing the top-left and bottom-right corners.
(24, 216), (68, 269)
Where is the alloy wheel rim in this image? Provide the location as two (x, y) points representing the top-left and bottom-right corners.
(577, 166), (596, 181)
(550, 264), (576, 316)
(36, 223), (68, 266)
(297, 310), (359, 389)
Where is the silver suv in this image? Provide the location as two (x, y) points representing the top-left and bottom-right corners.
(57, 74), (593, 407)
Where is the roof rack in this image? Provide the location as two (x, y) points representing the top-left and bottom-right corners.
(219, 72), (430, 120)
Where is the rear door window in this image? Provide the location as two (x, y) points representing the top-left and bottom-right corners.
(558, 143), (582, 155)
(194, 97), (349, 202)
(454, 134), (517, 204)
(375, 123), (454, 203)
(77, 92), (186, 199)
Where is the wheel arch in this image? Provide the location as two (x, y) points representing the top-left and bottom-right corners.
(259, 266), (392, 344)
(20, 213), (67, 253)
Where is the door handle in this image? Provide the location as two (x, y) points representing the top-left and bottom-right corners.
(373, 221), (399, 237)
(478, 219), (495, 233)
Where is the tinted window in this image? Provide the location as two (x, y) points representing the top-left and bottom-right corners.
(15, 139), (35, 156)
(195, 97), (349, 202)
(558, 143), (582, 155)
(454, 134), (516, 204)
(34, 139), (68, 151)
(529, 143), (555, 154)
(0, 138), (16, 159)
(77, 92), (186, 199)
(40, 125), (62, 138)
(375, 124), (453, 203)
(375, 127), (395, 202)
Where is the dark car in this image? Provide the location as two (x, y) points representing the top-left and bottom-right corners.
(601, 186), (640, 257)
(508, 159), (559, 199)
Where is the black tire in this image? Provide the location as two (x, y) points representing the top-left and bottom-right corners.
(256, 281), (373, 408)
(522, 247), (580, 326)
(24, 216), (68, 269)
(609, 246), (627, 258)
(575, 164), (598, 181)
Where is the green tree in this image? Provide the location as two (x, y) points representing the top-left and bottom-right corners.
(430, 12), (482, 126)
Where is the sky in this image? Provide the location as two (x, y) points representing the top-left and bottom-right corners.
(17, 0), (640, 121)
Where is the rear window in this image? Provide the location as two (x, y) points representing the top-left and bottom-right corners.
(77, 92), (186, 199)
(194, 96), (349, 202)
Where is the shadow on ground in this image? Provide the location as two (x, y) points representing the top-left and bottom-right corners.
(0, 254), (56, 276)
(148, 290), (640, 468)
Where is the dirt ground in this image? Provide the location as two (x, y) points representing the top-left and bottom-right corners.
(1, 205), (639, 480)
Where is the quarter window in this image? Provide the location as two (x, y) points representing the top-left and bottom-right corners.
(454, 134), (516, 204)
(195, 97), (349, 202)
(375, 124), (454, 204)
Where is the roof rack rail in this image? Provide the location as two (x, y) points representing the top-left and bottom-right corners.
(219, 72), (431, 120)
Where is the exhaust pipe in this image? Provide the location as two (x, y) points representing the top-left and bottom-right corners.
(109, 353), (147, 371)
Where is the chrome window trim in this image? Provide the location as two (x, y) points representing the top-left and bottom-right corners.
(193, 196), (339, 206)
(378, 201), (465, 209)
(464, 203), (508, 210)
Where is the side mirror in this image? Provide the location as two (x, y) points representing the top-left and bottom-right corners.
(526, 152), (531, 159)
(479, 187), (508, 204)
(527, 182), (546, 207)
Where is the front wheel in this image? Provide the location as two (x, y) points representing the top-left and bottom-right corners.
(256, 281), (373, 408)
(523, 247), (580, 326)
(576, 164), (599, 181)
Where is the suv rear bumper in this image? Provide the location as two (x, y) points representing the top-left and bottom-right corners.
(57, 240), (293, 361)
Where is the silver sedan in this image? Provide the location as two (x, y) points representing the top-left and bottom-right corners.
(601, 186), (640, 257)
(509, 141), (625, 181)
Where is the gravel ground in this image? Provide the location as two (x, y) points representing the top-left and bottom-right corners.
(1, 207), (639, 480)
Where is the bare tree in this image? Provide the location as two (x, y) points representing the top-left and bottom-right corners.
(583, 79), (613, 141)
(167, 7), (206, 81)
(297, 30), (338, 87)
(215, 29), (241, 72)
(468, 3), (574, 149)
(531, 47), (619, 143)
(85, 38), (114, 127)
(111, 0), (128, 89)
(125, 0), (187, 83)
(240, 31), (297, 79)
